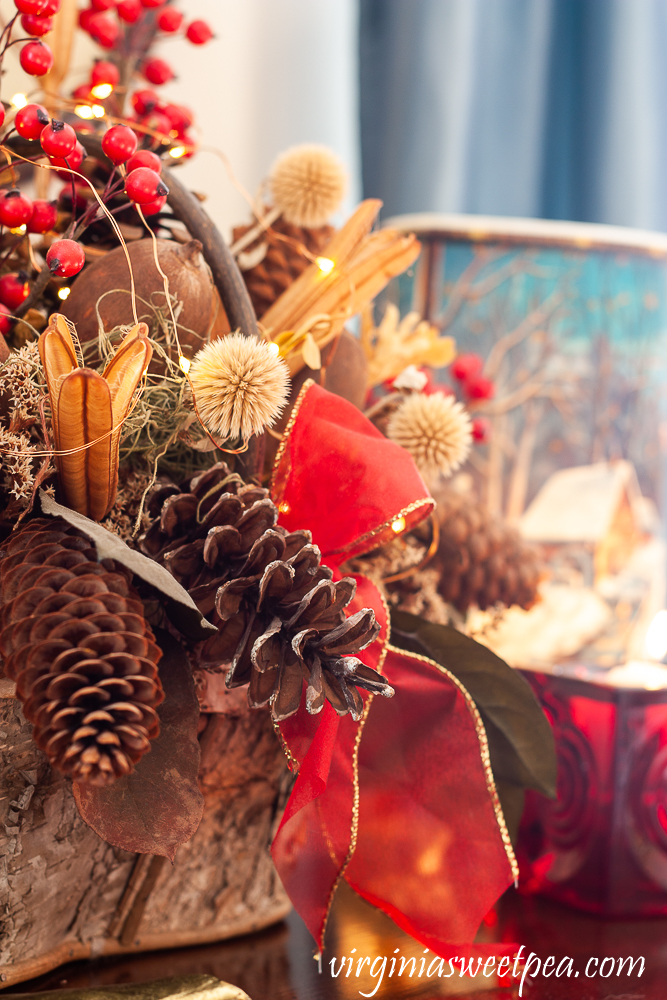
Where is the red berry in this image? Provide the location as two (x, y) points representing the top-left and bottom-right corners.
(0, 107), (5, 130)
(0, 189), (33, 228)
(143, 57), (174, 85)
(186, 19), (213, 45)
(140, 0), (165, 6)
(49, 140), (85, 178)
(78, 7), (95, 30)
(58, 182), (87, 211)
(39, 0), (60, 11)
(140, 109), (172, 140)
(72, 83), (93, 101)
(91, 0), (116, 9)
(465, 375), (495, 401)
(19, 40), (54, 76)
(451, 353), (484, 381)
(0, 273), (29, 310)
(125, 167), (168, 204)
(27, 199), (58, 234)
(0, 304), (12, 335)
(127, 148), (162, 174)
(87, 12), (120, 48)
(91, 59), (120, 87)
(162, 102), (192, 133)
(117, 0), (140, 22)
(157, 7), (183, 31)
(21, 13), (54, 35)
(102, 124), (138, 165)
(46, 239), (85, 277)
(135, 194), (166, 216)
(131, 88), (159, 115)
(40, 119), (77, 157)
(472, 417), (491, 443)
(14, 0), (50, 13)
(14, 102), (49, 140)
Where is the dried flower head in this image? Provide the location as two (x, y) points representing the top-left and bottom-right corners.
(269, 144), (346, 228)
(387, 391), (472, 480)
(0, 340), (45, 414)
(189, 333), (290, 441)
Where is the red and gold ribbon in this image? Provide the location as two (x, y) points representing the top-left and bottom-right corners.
(269, 382), (517, 956)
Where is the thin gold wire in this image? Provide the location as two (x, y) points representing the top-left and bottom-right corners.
(382, 511), (440, 583)
(269, 378), (314, 500)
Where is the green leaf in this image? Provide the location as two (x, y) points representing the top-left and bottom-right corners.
(390, 609), (557, 802)
(39, 490), (216, 641)
(73, 629), (204, 861)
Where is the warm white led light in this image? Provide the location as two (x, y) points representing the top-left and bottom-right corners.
(91, 83), (113, 100)
(316, 256), (334, 274)
(57, 287), (71, 301)
(11, 93), (28, 109)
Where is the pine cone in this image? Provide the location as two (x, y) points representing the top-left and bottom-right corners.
(141, 463), (391, 721)
(394, 488), (542, 615)
(233, 217), (334, 319)
(0, 518), (164, 786)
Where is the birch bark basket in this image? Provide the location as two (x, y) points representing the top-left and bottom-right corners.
(0, 680), (291, 989)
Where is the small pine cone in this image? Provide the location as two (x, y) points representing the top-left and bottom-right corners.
(141, 463), (391, 721)
(233, 217), (335, 319)
(0, 518), (163, 786)
(425, 487), (543, 614)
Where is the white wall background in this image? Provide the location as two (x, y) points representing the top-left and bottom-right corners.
(2, 0), (361, 240)
(152, 0), (361, 238)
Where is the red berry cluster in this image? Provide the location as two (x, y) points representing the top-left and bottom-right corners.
(14, 0), (60, 75)
(128, 88), (195, 153)
(77, 0), (213, 57)
(451, 353), (495, 443)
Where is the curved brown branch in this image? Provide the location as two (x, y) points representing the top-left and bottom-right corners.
(3, 133), (264, 478)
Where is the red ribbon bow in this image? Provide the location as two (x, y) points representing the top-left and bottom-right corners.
(270, 382), (517, 956)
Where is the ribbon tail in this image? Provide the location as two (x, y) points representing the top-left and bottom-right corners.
(343, 644), (517, 956)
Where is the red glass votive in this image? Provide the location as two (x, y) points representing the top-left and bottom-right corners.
(518, 668), (667, 916)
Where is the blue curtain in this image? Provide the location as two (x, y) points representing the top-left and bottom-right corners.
(359, 0), (667, 229)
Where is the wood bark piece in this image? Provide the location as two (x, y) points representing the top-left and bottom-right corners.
(0, 693), (291, 989)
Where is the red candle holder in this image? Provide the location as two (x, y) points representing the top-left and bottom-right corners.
(518, 668), (667, 916)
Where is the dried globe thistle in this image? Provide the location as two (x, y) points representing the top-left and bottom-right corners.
(189, 333), (290, 441)
(387, 391), (472, 480)
(269, 144), (346, 228)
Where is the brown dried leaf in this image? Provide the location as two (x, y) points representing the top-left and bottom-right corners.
(73, 629), (204, 860)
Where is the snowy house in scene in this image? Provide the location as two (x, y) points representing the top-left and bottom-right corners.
(519, 461), (647, 584)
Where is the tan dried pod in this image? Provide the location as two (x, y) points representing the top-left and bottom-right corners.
(63, 239), (218, 366)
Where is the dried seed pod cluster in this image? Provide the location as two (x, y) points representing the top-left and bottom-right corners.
(0, 518), (164, 786)
(142, 462), (391, 720)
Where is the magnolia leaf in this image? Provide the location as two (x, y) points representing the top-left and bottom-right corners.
(40, 490), (216, 640)
(73, 629), (204, 861)
(390, 609), (557, 800)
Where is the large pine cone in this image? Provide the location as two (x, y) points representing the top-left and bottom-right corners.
(429, 489), (542, 613)
(233, 217), (334, 319)
(0, 518), (163, 786)
(141, 463), (391, 721)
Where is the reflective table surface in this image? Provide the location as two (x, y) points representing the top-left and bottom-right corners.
(8, 884), (665, 1000)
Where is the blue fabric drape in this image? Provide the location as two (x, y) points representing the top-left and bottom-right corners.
(359, 0), (667, 229)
